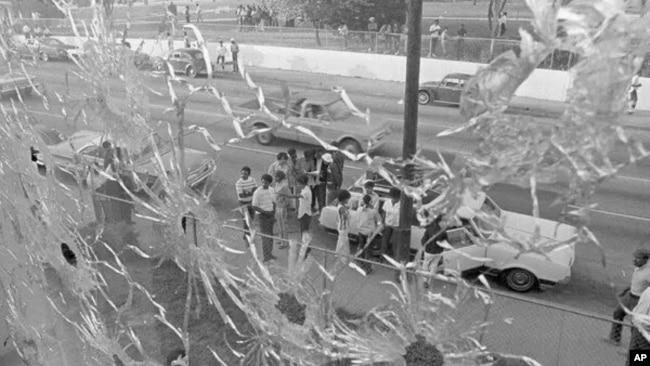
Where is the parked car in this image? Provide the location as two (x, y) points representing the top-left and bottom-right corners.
(0, 71), (39, 99)
(236, 91), (392, 155)
(318, 169), (576, 292)
(153, 48), (209, 78)
(31, 125), (67, 174)
(16, 37), (77, 61)
(48, 130), (217, 193)
(418, 73), (472, 106)
(68, 40), (152, 70)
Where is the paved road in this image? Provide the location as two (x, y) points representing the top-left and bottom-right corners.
(10, 60), (650, 317)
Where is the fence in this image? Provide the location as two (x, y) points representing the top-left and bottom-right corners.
(14, 18), (584, 72)
(87, 188), (634, 366)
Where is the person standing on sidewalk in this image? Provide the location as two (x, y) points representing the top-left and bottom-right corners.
(338, 23), (349, 50)
(605, 249), (650, 346)
(230, 38), (240, 72)
(235, 166), (257, 245)
(325, 144), (345, 205)
(362, 180), (379, 209)
(356, 194), (382, 275)
(379, 187), (401, 261)
(427, 19), (441, 58)
(274, 170), (291, 249)
(252, 174), (277, 263)
(421, 214), (447, 288)
(294, 174), (313, 257)
(335, 190), (352, 268)
(627, 286), (650, 366)
(498, 12), (508, 37)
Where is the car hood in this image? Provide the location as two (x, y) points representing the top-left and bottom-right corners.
(502, 211), (576, 266)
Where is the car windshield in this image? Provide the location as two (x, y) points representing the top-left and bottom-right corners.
(473, 196), (502, 238)
(131, 134), (168, 161)
(325, 100), (352, 121)
(191, 52), (204, 60)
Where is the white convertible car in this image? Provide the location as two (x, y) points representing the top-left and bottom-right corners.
(319, 175), (576, 292)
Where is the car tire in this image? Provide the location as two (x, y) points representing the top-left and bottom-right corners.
(40, 52), (49, 62)
(253, 122), (274, 145)
(186, 66), (197, 78)
(338, 138), (362, 155)
(418, 90), (431, 105)
(503, 268), (537, 292)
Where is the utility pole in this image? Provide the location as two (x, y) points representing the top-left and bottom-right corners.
(396, 0), (423, 281)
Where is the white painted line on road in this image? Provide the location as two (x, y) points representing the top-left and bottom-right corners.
(568, 205), (650, 223)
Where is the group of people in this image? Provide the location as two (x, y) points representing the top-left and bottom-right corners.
(235, 146), (346, 263)
(427, 19), (468, 60)
(20, 23), (52, 39)
(234, 146), (450, 281)
(166, 2), (203, 24)
(235, 4), (279, 32)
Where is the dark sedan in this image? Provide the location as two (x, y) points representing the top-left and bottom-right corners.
(154, 48), (209, 78)
(418, 73), (472, 106)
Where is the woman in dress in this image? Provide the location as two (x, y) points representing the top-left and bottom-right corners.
(335, 190), (352, 268)
(274, 170), (291, 249)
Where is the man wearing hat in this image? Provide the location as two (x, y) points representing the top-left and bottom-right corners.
(605, 248), (650, 346)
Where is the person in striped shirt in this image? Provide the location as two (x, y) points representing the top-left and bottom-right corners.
(235, 166), (257, 245)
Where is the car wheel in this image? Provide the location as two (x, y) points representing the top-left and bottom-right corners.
(504, 268), (537, 292)
(418, 90), (431, 105)
(253, 123), (274, 145)
(40, 52), (49, 62)
(338, 138), (362, 155)
(186, 66), (197, 78)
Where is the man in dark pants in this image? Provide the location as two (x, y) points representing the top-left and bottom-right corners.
(235, 166), (258, 245)
(230, 38), (239, 72)
(252, 174), (277, 262)
(605, 249), (650, 346)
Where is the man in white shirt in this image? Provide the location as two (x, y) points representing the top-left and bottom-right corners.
(216, 39), (227, 70)
(252, 174), (276, 262)
(427, 19), (441, 58)
(235, 166), (257, 245)
(628, 286), (650, 364)
(379, 187), (401, 262)
(606, 249), (650, 346)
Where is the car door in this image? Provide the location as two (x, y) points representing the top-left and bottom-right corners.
(437, 78), (460, 104)
(168, 51), (183, 73)
(441, 225), (487, 275)
(295, 102), (325, 143)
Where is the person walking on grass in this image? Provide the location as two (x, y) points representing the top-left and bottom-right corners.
(428, 19), (441, 58)
(440, 26), (449, 57)
(230, 38), (240, 72)
(195, 3), (203, 23)
(216, 39), (227, 70)
(252, 174), (277, 263)
(167, 31), (174, 51)
(456, 24), (468, 60)
(274, 170), (291, 249)
(367, 17), (378, 52)
(628, 73), (642, 115)
(356, 194), (382, 275)
(235, 166), (257, 245)
(605, 248), (650, 346)
(185, 5), (191, 23)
